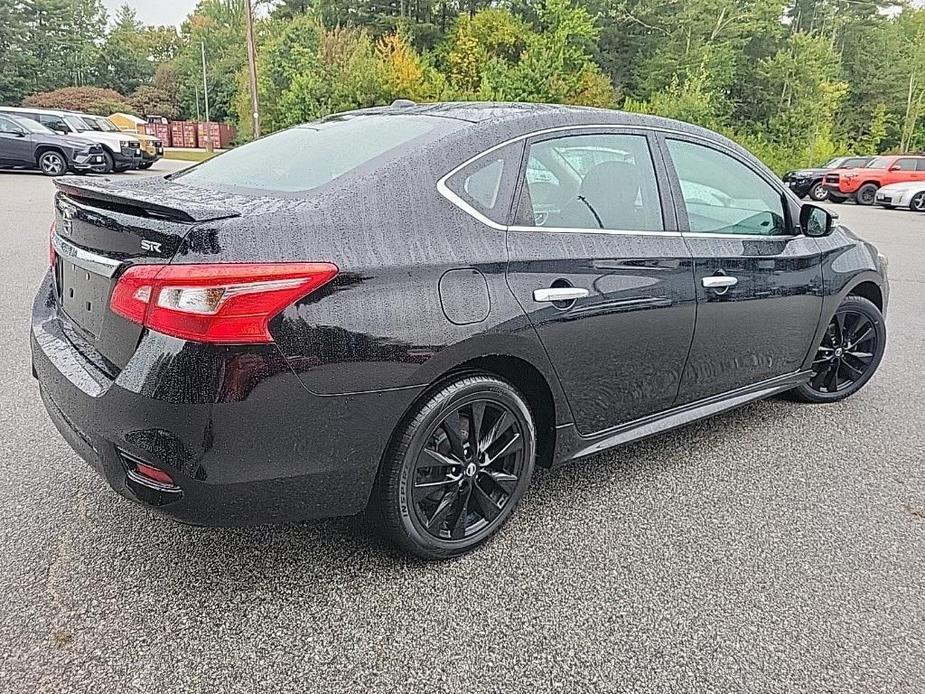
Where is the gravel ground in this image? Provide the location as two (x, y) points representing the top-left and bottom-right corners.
(0, 166), (922, 693)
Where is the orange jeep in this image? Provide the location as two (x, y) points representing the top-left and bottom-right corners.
(823, 154), (925, 205)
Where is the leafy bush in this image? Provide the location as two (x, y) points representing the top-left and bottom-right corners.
(22, 87), (132, 116)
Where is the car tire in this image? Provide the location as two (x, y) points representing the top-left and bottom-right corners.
(786, 295), (886, 404)
(911, 192), (925, 212)
(376, 374), (536, 560)
(855, 183), (879, 206)
(808, 181), (829, 202)
(99, 151), (115, 174)
(827, 193), (847, 204)
(37, 151), (67, 176)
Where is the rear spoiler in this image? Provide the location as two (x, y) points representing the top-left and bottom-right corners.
(54, 177), (240, 223)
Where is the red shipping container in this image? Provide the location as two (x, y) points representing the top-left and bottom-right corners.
(182, 122), (198, 149)
(143, 123), (172, 147)
(155, 123), (171, 147)
(196, 122), (236, 149)
(169, 121), (185, 147)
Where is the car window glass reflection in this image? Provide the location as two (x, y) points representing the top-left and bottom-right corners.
(463, 158), (504, 210)
(667, 139), (787, 236)
(521, 133), (664, 231)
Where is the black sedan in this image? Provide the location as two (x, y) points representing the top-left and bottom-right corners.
(0, 113), (105, 176)
(783, 156), (874, 201)
(31, 103), (889, 559)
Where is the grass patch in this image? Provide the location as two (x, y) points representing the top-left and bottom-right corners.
(163, 149), (219, 162)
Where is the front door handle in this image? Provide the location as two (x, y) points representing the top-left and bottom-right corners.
(702, 276), (738, 289)
(533, 287), (589, 303)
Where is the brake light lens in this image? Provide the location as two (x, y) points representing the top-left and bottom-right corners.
(49, 220), (56, 266)
(110, 262), (338, 344)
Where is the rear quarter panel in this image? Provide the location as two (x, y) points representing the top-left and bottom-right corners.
(173, 141), (569, 420)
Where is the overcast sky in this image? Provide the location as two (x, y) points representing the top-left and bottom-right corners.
(102, 0), (199, 27)
(103, 0), (924, 27)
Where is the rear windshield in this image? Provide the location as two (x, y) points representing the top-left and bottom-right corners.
(175, 113), (458, 195)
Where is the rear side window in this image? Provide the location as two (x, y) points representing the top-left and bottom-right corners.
(38, 114), (69, 132)
(893, 158), (918, 172)
(177, 114), (459, 195)
(444, 141), (523, 225)
(667, 139), (787, 236)
(918, 160), (925, 172)
(516, 133), (664, 231)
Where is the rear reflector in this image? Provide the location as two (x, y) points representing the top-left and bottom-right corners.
(110, 262), (338, 344)
(134, 462), (175, 486)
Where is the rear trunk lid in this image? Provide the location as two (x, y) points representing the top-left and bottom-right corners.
(51, 177), (241, 372)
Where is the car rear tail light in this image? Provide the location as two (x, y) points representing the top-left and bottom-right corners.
(49, 220), (56, 266)
(110, 262), (338, 344)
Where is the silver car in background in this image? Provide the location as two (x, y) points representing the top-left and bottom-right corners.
(875, 181), (925, 211)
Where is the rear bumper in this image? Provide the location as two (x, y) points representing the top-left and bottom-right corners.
(30, 273), (418, 525)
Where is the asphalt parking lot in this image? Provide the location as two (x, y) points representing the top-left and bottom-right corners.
(0, 165), (922, 693)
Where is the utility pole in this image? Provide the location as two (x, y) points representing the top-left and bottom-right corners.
(244, 0), (260, 138)
(201, 41), (212, 151)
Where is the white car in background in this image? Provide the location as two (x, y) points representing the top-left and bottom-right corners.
(875, 181), (925, 212)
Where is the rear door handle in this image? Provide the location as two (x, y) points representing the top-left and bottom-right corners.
(533, 287), (589, 302)
(702, 276), (738, 289)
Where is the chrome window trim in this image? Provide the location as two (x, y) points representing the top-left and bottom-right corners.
(437, 122), (800, 240)
(682, 232), (799, 240)
(508, 225), (682, 237)
(52, 235), (121, 278)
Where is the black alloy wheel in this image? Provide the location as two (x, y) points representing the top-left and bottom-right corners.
(788, 295), (885, 403)
(38, 151), (66, 176)
(377, 375), (535, 559)
(856, 183), (878, 206)
(911, 191), (925, 212)
(808, 181), (829, 202)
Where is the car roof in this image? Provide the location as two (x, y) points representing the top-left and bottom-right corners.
(0, 106), (75, 117)
(357, 101), (711, 132)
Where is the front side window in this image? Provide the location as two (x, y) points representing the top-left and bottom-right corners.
(64, 116), (90, 132)
(667, 139), (787, 236)
(893, 158), (918, 171)
(518, 133), (664, 231)
(0, 116), (20, 134)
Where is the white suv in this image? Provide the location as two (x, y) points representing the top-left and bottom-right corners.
(0, 106), (142, 173)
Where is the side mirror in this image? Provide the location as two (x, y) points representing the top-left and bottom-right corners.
(889, 165), (901, 172)
(801, 204), (834, 237)
(12, 129), (26, 137)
